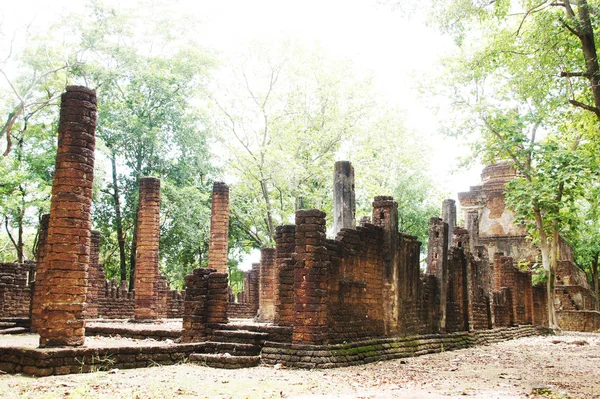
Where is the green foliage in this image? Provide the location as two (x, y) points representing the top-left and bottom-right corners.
(212, 42), (442, 247)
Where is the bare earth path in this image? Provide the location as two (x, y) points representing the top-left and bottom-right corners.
(1, 332), (599, 399)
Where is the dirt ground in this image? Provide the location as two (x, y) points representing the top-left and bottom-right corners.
(0, 332), (599, 399)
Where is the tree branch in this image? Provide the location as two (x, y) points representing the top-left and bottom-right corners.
(569, 99), (600, 118)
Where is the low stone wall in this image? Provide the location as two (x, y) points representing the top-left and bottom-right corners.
(262, 325), (541, 368)
(0, 342), (207, 376)
(228, 303), (257, 319)
(557, 310), (600, 332)
(85, 325), (182, 341)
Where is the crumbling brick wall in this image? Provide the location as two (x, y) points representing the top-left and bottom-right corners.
(97, 280), (134, 319)
(397, 234), (429, 335)
(326, 224), (386, 343)
(533, 283), (548, 327)
(446, 248), (468, 332)
(0, 262), (34, 318)
(493, 288), (513, 327)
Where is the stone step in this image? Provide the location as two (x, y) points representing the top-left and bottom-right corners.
(188, 353), (260, 369)
(208, 323), (292, 342)
(212, 329), (268, 344)
(203, 341), (261, 356)
(0, 322), (17, 328)
(0, 327), (28, 335)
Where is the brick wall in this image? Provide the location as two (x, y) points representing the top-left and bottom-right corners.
(0, 262), (34, 318)
(97, 280), (134, 319)
(326, 224), (386, 343)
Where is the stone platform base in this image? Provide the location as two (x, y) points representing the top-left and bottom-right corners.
(557, 310), (600, 332)
(262, 325), (542, 368)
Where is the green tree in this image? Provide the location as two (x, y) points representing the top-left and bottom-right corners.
(64, 2), (215, 287)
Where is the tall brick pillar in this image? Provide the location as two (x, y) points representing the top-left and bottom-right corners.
(134, 177), (161, 320)
(372, 196), (400, 334)
(333, 161), (356, 236)
(257, 247), (276, 321)
(293, 210), (329, 344)
(37, 86), (97, 347)
(442, 199), (456, 249)
(427, 217), (449, 333)
(30, 214), (50, 333)
(208, 182), (229, 274)
(84, 231), (101, 319)
(275, 225), (296, 326)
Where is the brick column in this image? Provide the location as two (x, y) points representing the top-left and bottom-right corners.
(208, 182), (229, 274)
(37, 86), (97, 347)
(442, 199), (456, 249)
(257, 247), (276, 321)
(426, 217), (449, 333)
(372, 196), (399, 334)
(84, 231), (101, 319)
(134, 177), (161, 320)
(30, 213), (50, 333)
(333, 161), (356, 236)
(275, 225), (296, 326)
(292, 210), (329, 345)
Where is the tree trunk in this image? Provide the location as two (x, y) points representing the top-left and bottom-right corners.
(111, 154), (128, 283)
(576, 1), (600, 110)
(592, 251), (599, 299)
(548, 228), (560, 330)
(534, 207), (559, 329)
(260, 177), (275, 242)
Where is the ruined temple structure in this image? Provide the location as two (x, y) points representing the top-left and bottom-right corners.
(3, 102), (600, 374)
(458, 161), (600, 331)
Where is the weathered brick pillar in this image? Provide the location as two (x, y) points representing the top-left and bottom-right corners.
(84, 231), (101, 319)
(30, 214), (50, 333)
(37, 86), (97, 347)
(293, 210), (329, 344)
(257, 247), (276, 321)
(207, 272), (228, 324)
(426, 217), (449, 333)
(275, 225), (296, 326)
(208, 182), (229, 274)
(372, 196), (400, 334)
(134, 177), (161, 320)
(182, 268), (211, 342)
(333, 161), (356, 236)
(248, 263), (260, 309)
(442, 199), (456, 249)
(493, 254), (517, 325)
